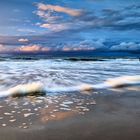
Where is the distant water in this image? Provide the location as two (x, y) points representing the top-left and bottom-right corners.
(0, 58), (140, 98)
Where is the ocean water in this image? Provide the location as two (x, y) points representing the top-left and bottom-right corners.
(0, 58), (140, 128)
(0, 58), (140, 97)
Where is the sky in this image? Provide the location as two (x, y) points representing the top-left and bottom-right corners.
(0, 0), (140, 53)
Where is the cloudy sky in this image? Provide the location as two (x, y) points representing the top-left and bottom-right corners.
(0, 0), (140, 53)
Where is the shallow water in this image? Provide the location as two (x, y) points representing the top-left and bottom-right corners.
(0, 59), (139, 129)
(0, 59), (140, 91)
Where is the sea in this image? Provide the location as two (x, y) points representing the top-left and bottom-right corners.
(0, 55), (140, 96)
(0, 55), (139, 128)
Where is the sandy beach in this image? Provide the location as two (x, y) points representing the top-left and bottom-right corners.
(0, 89), (140, 140)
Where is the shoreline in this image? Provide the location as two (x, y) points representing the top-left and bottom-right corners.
(0, 90), (140, 140)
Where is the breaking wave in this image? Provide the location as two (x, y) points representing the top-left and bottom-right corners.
(0, 75), (140, 98)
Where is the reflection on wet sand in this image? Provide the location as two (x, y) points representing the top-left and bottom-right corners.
(41, 110), (77, 123)
(0, 93), (96, 129)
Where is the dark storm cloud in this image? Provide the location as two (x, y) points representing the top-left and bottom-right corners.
(110, 42), (140, 51)
(107, 22), (140, 31)
(72, 4), (140, 31)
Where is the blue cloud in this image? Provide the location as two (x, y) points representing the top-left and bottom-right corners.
(0, 0), (140, 53)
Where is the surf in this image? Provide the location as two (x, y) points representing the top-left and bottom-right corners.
(0, 75), (140, 98)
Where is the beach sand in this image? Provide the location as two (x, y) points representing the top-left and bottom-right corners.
(0, 90), (140, 140)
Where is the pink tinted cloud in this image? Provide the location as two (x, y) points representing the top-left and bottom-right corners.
(15, 45), (50, 52)
(37, 3), (82, 16)
(40, 23), (69, 31)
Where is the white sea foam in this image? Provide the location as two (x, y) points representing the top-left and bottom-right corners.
(105, 75), (140, 88)
(0, 75), (140, 98)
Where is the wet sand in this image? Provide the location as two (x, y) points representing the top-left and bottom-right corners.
(0, 90), (140, 140)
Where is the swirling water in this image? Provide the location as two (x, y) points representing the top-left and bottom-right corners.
(0, 59), (140, 91)
(0, 58), (139, 128)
